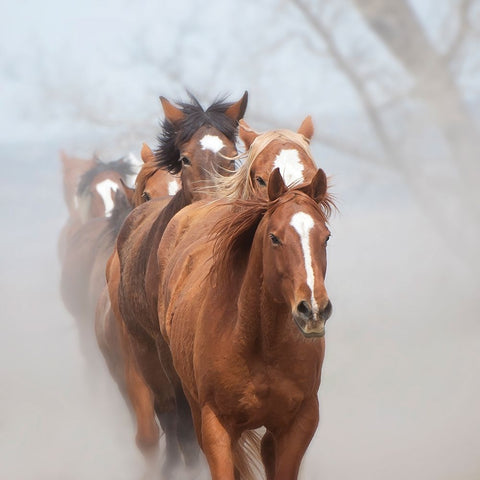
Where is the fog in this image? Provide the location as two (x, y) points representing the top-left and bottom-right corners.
(1, 0), (479, 479)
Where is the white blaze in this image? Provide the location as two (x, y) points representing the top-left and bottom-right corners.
(95, 179), (119, 217)
(200, 134), (224, 153)
(290, 211), (317, 310)
(274, 149), (304, 186)
(168, 180), (180, 196)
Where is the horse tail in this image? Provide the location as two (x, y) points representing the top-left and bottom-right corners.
(233, 429), (264, 480)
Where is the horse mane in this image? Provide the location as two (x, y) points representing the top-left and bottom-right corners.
(210, 129), (315, 200)
(77, 157), (136, 197)
(147, 188), (189, 244)
(133, 161), (161, 206)
(155, 94), (240, 174)
(211, 189), (335, 285)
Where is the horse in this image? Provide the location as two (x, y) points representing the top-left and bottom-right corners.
(108, 92), (248, 474)
(112, 113), (320, 474)
(59, 157), (137, 360)
(157, 167), (335, 480)
(94, 142), (182, 456)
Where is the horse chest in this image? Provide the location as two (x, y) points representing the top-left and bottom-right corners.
(212, 366), (306, 431)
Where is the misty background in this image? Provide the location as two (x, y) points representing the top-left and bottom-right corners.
(1, 0), (479, 479)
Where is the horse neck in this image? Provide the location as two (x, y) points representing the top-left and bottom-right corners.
(235, 221), (292, 358)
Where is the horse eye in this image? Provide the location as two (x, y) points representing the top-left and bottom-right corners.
(325, 234), (331, 246)
(181, 156), (191, 166)
(142, 191), (151, 202)
(269, 233), (281, 246)
(256, 176), (266, 187)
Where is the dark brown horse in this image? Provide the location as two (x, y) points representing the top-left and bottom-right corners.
(109, 92), (248, 474)
(157, 168), (335, 480)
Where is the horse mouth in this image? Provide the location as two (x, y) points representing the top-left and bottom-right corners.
(293, 316), (325, 338)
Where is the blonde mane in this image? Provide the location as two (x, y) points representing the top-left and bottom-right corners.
(214, 129), (315, 200)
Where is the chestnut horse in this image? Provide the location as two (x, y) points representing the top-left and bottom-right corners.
(109, 92), (248, 473)
(59, 157), (136, 359)
(157, 168), (334, 480)
(94, 142), (181, 454)
(111, 114), (320, 473)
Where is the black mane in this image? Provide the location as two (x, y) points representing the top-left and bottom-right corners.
(77, 157), (136, 196)
(155, 94), (240, 174)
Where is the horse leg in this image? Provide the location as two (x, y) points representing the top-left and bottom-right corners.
(156, 336), (200, 468)
(128, 331), (181, 474)
(200, 404), (235, 480)
(123, 343), (159, 454)
(272, 397), (319, 480)
(261, 430), (276, 480)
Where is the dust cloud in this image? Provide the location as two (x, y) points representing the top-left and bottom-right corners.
(1, 0), (479, 479)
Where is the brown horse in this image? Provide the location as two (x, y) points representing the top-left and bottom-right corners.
(59, 157), (137, 360)
(109, 92), (248, 473)
(157, 168), (334, 480)
(112, 114), (320, 473)
(94, 142), (181, 456)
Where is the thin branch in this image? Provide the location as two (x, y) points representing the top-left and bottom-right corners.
(444, 0), (474, 65)
(290, 0), (398, 164)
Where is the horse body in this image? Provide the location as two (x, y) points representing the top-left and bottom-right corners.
(158, 169), (333, 480)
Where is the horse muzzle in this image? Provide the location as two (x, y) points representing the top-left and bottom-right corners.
(293, 300), (332, 338)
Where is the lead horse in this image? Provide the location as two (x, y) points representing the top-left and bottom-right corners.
(157, 167), (335, 480)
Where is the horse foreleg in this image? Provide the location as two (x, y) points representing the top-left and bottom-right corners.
(128, 331), (180, 474)
(261, 430), (276, 480)
(201, 404), (236, 480)
(156, 336), (200, 468)
(273, 396), (319, 480)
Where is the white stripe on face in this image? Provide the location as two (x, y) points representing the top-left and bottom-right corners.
(95, 179), (119, 217)
(200, 134), (225, 153)
(273, 149), (304, 186)
(290, 211), (317, 310)
(168, 180), (180, 196)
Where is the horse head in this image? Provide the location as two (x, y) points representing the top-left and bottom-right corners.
(155, 92), (248, 202)
(240, 116), (318, 198)
(76, 158), (136, 222)
(261, 168), (333, 338)
(130, 143), (181, 206)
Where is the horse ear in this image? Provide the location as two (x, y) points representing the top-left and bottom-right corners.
(239, 119), (259, 150)
(300, 168), (328, 203)
(268, 168), (288, 201)
(119, 178), (135, 206)
(225, 91), (248, 121)
(297, 115), (314, 142)
(160, 97), (185, 124)
(141, 143), (155, 164)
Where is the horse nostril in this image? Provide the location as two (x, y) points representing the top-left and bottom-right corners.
(297, 300), (312, 318)
(320, 300), (333, 321)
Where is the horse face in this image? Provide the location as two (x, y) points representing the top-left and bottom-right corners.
(262, 198), (332, 338)
(77, 170), (125, 221)
(250, 141), (317, 199)
(141, 169), (181, 203)
(179, 126), (237, 202)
